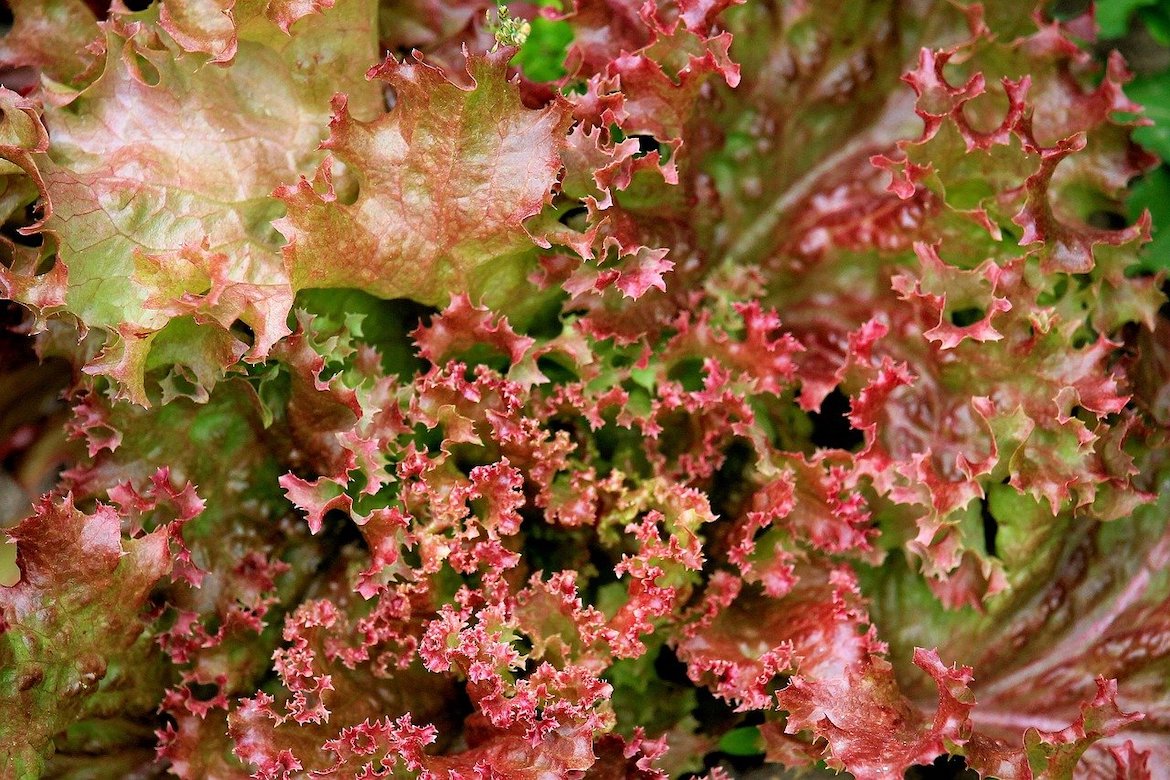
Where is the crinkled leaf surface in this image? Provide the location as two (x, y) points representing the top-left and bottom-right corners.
(4, 0), (382, 404)
(0, 495), (171, 777)
(0, 1), (1168, 778)
(277, 47), (573, 307)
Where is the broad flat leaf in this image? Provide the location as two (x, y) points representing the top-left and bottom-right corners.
(3, 0), (381, 405)
(156, 0), (341, 63)
(0, 495), (171, 777)
(276, 47), (573, 307)
(864, 465), (1170, 775)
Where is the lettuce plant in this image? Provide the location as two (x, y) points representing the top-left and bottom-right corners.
(0, 0), (1168, 778)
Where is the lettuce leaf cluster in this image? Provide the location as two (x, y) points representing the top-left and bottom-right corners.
(1, 1), (1168, 778)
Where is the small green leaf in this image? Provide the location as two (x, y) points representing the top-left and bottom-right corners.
(1095, 0), (1158, 38)
(1128, 166), (1170, 271)
(1138, 3), (1170, 44)
(1128, 75), (1170, 160)
(512, 15), (573, 82)
(719, 726), (764, 756)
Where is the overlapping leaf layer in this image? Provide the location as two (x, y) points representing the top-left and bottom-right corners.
(1, 1), (1168, 778)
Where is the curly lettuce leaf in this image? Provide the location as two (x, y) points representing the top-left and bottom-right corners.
(0, 494), (173, 777)
(0, 1), (1168, 778)
(276, 47), (573, 308)
(1, 0), (381, 405)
